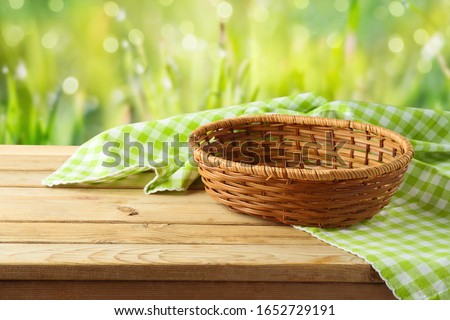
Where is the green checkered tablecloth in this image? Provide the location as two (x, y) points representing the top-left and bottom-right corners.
(43, 93), (450, 300)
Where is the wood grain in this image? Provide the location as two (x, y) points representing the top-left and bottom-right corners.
(0, 188), (273, 225)
(0, 145), (77, 156)
(0, 244), (374, 282)
(0, 155), (72, 171)
(0, 145), (72, 170)
(0, 281), (395, 300)
(0, 222), (325, 245)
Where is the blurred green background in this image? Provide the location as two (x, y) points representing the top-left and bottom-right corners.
(0, 0), (449, 145)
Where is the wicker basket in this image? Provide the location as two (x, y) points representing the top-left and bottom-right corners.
(189, 115), (414, 228)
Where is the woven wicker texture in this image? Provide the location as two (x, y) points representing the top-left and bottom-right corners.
(189, 115), (414, 228)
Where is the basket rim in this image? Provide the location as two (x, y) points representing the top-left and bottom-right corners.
(188, 114), (414, 181)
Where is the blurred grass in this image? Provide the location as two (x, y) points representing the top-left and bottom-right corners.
(0, 0), (449, 145)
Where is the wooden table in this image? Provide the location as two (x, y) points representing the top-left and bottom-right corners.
(0, 145), (395, 299)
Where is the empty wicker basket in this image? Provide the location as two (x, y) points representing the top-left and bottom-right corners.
(189, 115), (414, 228)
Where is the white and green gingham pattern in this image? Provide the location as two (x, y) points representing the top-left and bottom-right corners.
(43, 93), (450, 300)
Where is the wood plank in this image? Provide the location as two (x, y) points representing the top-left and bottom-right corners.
(0, 145), (73, 176)
(0, 154), (71, 170)
(0, 222), (325, 245)
(0, 244), (375, 282)
(0, 188), (274, 225)
(0, 280), (395, 299)
(0, 145), (76, 156)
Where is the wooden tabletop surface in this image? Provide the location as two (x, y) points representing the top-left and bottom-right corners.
(0, 145), (395, 299)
